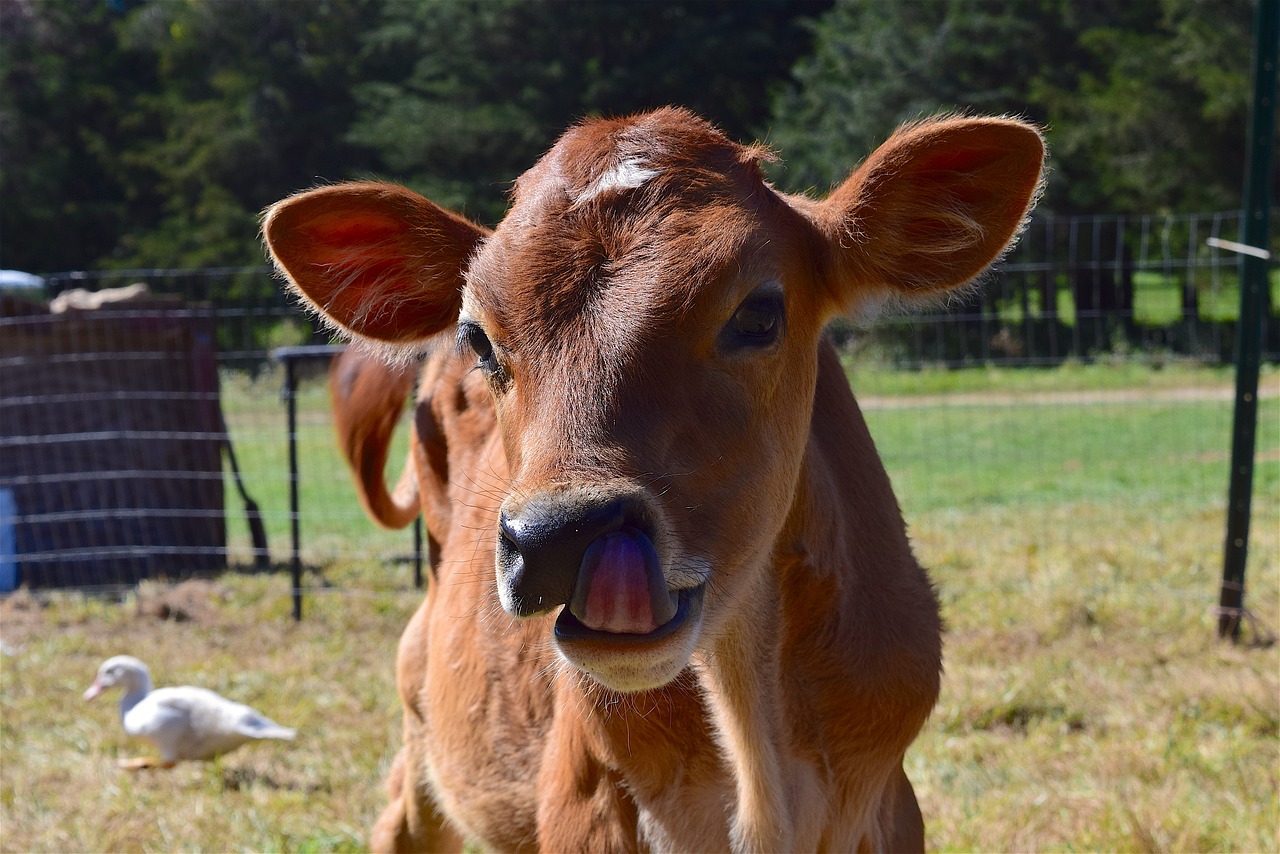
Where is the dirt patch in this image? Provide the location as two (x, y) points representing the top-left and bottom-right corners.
(134, 578), (225, 624)
(0, 588), (48, 631)
(0, 588), (54, 653)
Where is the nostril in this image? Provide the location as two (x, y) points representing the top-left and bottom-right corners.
(499, 512), (519, 549)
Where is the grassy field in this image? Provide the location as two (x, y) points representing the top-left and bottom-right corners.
(217, 369), (417, 561)
(0, 570), (412, 852)
(1127, 269), (1280, 326)
(990, 268), (1280, 327)
(2, 361), (1277, 852)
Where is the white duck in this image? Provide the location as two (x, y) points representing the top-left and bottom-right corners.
(83, 655), (296, 769)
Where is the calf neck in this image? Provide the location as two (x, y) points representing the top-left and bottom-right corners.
(265, 107), (1044, 852)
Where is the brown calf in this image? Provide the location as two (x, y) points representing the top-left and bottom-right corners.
(266, 108), (1044, 852)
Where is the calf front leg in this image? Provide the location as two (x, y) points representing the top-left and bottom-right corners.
(878, 764), (925, 853)
(536, 714), (639, 854)
(371, 745), (464, 853)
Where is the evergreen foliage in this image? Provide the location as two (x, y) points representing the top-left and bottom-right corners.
(0, 0), (1261, 275)
(766, 0), (1255, 215)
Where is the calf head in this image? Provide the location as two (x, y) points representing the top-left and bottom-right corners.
(265, 108), (1043, 693)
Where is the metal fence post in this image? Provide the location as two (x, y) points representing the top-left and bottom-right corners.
(1218, 0), (1278, 641)
(283, 356), (303, 621)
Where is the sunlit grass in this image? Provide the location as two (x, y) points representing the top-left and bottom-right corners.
(844, 354), (1268, 397)
(1130, 268), (1280, 325)
(0, 570), (416, 853)
(219, 368), (415, 565)
(2, 363), (1277, 851)
(910, 501), (1279, 852)
(989, 269), (1280, 327)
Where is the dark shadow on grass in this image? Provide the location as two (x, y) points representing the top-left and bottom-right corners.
(220, 765), (331, 794)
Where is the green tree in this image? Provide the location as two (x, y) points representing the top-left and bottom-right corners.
(9, 0), (1253, 277)
(2, 0), (828, 272)
(350, 0), (831, 223)
(0, 0), (154, 273)
(1039, 0), (1253, 213)
(115, 0), (375, 269)
(766, 0), (1254, 215)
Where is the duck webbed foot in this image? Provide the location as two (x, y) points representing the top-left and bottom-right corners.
(116, 756), (176, 770)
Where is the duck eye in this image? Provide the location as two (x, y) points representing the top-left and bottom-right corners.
(724, 290), (784, 350)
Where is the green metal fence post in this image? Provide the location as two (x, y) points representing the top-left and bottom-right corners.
(1219, 0), (1278, 641)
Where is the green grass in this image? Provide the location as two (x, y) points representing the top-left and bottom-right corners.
(843, 358), (1258, 396)
(990, 269), (1280, 327)
(2, 362), (1277, 852)
(219, 369), (415, 564)
(1130, 268), (1280, 325)
(867, 395), (1278, 513)
(0, 571), (418, 853)
(846, 361), (1278, 512)
(909, 500), (1279, 852)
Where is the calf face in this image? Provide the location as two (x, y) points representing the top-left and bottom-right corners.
(265, 107), (1044, 850)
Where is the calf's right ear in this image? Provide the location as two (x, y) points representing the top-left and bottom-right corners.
(263, 181), (490, 344)
(816, 117), (1045, 317)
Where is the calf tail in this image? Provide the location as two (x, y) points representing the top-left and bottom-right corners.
(329, 348), (420, 530)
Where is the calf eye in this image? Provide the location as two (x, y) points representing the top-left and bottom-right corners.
(460, 322), (501, 375)
(723, 289), (785, 351)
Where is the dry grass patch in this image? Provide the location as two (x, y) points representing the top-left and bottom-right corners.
(910, 499), (1279, 852)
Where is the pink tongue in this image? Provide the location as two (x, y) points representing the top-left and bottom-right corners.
(571, 531), (673, 634)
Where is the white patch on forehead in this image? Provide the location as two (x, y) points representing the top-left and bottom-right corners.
(572, 157), (660, 204)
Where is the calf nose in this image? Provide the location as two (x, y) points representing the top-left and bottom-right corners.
(498, 495), (630, 617)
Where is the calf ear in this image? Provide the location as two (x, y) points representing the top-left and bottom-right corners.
(263, 181), (490, 343)
(818, 117), (1045, 315)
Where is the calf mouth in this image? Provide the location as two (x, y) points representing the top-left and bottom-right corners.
(552, 584), (707, 692)
(554, 583), (706, 645)
(497, 494), (709, 690)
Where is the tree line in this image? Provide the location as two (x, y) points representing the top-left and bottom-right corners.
(0, 0), (1259, 277)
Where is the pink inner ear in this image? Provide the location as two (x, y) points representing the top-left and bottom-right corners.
(306, 212), (406, 249)
(914, 146), (1000, 175)
(285, 210), (436, 339)
(830, 120), (1044, 298)
(267, 182), (483, 342)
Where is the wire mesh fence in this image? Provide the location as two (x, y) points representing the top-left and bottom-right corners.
(836, 210), (1276, 366)
(0, 211), (1276, 604)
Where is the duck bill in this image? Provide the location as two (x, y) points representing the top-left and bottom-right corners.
(82, 681), (103, 701)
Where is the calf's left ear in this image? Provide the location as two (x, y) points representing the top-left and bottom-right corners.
(817, 116), (1045, 315)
